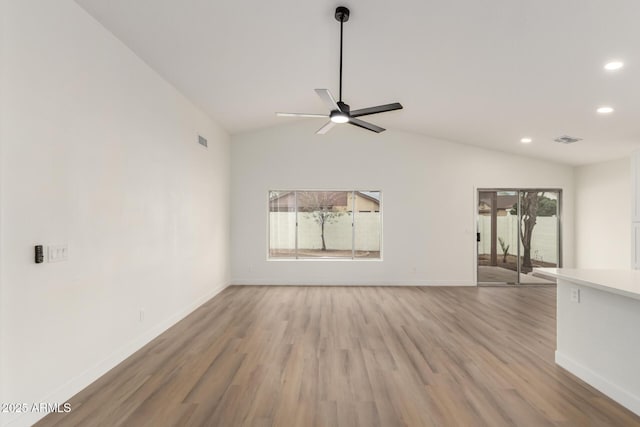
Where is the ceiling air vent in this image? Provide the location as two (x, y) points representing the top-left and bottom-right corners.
(554, 135), (582, 144)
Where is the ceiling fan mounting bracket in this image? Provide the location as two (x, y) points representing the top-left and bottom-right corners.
(335, 6), (350, 23)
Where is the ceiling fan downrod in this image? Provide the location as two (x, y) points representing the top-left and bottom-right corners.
(335, 6), (349, 102)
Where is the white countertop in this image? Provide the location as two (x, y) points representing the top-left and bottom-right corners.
(534, 268), (640, 301)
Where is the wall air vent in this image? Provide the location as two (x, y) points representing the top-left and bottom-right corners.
(554, 135), (583, 144)
(198, 135), (208, 148)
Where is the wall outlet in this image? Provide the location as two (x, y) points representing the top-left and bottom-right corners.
(570, 287), (580, 303)
(48, 244), (69, 262)
(139, 309), (145, 322)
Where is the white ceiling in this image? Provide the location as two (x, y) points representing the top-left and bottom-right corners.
(75, 0), (640, 165)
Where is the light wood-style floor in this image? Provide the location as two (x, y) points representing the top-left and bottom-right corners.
(37, 286), (640, 426)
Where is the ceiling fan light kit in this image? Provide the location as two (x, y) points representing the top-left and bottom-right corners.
(276, 6), (403, 134)
(330, 110), (349, 123)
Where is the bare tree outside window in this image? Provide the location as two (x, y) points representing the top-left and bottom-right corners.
(515, 191), (557, 273)
(297, 191), (346, 252)
(519, 192), (540, 273)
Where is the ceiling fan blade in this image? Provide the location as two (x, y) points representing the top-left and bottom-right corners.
(350, 103), (403, 118)
(315, 89), (341, 111)
(316, 121), (336, 134)
(276, 112), (329, 118)
(348, 118), (385, 133)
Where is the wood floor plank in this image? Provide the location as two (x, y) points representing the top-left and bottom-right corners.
(36, 286), (640, 426)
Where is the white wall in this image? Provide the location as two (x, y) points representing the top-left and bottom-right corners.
(556, 277), (640, 416)
(575, 157), (630, 269)
(231, 120), (575, 285)
(0, 1), (230, 426)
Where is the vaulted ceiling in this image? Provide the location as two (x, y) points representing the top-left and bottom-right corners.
(75, 0), (640, 165)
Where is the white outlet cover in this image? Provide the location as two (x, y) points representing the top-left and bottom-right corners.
(570, 287), (580, 303)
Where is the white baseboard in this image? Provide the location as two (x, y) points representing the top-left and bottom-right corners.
(555, 351), (640, 416)
(2, 282), (228, 427)
(230, 279), (475, 286)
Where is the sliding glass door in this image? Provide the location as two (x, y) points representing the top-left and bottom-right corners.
(477, 189), (561, 285)
(477, 191), (519, 284)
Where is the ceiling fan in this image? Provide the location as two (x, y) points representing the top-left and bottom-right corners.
(276, 6), (403, 134)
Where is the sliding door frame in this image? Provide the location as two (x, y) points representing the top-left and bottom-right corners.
(475, 188), (563, 286)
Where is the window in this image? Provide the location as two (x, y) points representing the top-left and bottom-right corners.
(269, 190), (381, 259)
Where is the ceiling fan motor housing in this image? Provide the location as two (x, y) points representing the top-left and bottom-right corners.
(330, 102), (350, 122)
(337, 101), (350, 113)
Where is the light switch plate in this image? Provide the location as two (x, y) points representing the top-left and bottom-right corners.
(48, 244), (69, 262)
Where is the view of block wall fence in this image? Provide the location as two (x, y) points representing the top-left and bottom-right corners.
(271, 211), (555, 260)
(478, 214), (558, 263)
(270, 213), (381, 251)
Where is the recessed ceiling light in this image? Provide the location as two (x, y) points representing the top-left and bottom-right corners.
(604, 61), (624, 71)
(597, 106), (614, 114)
(520, 137), (532, 144)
